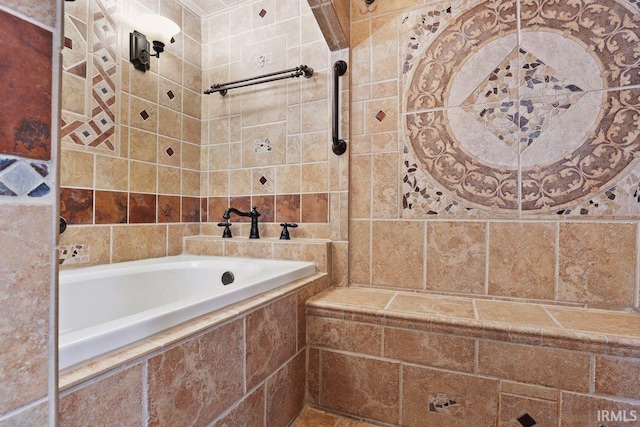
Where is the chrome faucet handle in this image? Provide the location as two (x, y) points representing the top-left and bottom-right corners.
(217, 221), (232, 238)
(279, 223), (298, 240)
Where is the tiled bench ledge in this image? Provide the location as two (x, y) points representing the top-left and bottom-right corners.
(307, 287), (640, 356)
(184, 236), (331, 273)
(306, 287), (640, 426)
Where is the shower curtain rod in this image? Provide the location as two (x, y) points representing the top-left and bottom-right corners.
(204, 65), (314, 96)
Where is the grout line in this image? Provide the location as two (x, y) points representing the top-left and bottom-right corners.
(541, 305), (564, 329)
(484, 221), (490, 295)
(554, 222), (560, 301)
(142, 361), (149, 425)
(635, 222), (639, 308)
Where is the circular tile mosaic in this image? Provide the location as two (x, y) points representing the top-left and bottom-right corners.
(403, 0), (640, 213)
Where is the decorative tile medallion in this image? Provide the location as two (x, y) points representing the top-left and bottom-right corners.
(402, 0), (640, 217)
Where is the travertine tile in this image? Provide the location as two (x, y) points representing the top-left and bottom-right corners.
(112, 225), (167, 262)
(488, 222), (556, 299)
(210, 385), (264, 427)
(291, 406), (340, 427)
(547, 306), (640, 338)
(384, 327), (475, 372)
(372, 152), (398, 218)
(560, 392), (640, 426)
(296, 275), (331, 350)
(0, 400), (48, 426)
(427, 222), (486, 294)
(478, 341), (591, 392)
(147, 320), (244, 426)
(307, 347), (321, 405)
(500, 380), (558, 401)
(371, 15), (398, 82)
(246, 294), (297, 389)
(402, 364), (499, 427)
(349, 220), (370, 284)
(320, 351), (400, 424)
(475, 300), (557, 328)
(595, 356), (640, 400)
(372, 220), (423, 288)
(61, 149), (94, 188)
(59, 364), (143, 427)
(499, 394), (557, 427)
(266, 352), (306, 427)
(0, 205), (51, 414)
(388, 294), (475, 319)
(307, 316), (382, 356)
(309, 287), (394, 310)
(558, 223), (636, 306)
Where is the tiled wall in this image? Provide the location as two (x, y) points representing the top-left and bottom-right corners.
(200, 0), (349, 284)
(58, 0), (203, 267)
(0, 0), (59, 425)
(350, 0), (640, 310)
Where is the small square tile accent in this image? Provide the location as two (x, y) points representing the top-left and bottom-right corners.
(59, 244), (90, 265)
(140, 110), (150, 120)
(259, 9), (267, 18)
(64, 37), (73, 49)
(259, 176), (268, 185)
(517, 413), (537, 427)
(375, 110), (387, 122)
(167, 90), (175, 100)
(254, 138), (272, 153)
(166, 147), (174, 157)
(170, 36), (175, 44)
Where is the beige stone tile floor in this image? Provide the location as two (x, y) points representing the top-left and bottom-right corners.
(292, 406), (380, 426)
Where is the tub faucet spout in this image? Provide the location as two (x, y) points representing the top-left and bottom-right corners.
(223, 206), (260, 239)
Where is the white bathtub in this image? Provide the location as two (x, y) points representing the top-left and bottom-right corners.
(59, 255), (316, 370)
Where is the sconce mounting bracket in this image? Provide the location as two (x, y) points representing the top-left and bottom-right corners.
(130, 30), (150, 72)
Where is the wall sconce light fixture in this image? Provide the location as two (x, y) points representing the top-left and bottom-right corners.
(129, 14), (180, 72)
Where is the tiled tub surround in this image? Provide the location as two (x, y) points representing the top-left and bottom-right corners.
(307, 287), (640, 426)
(59, 255), (316, 369)
(59, 272), (329, 426)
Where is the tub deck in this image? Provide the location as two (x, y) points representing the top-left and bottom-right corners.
(306, 287), (640, 426)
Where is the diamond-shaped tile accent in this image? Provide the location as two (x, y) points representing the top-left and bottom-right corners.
(0, 161), (45, 196)
(167, 90), (175, 100)
(140, 110), (149, 120)
(170, 36), (175, 44)
(463, 47), (584, 151)
(259, 8), (267, 17)
(517, 413), (537, 427)
(259, 176), (268, 185)
(166, 147), (174, 157)
(64, 37), (73, 49)
(375, 110), (387, 122)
